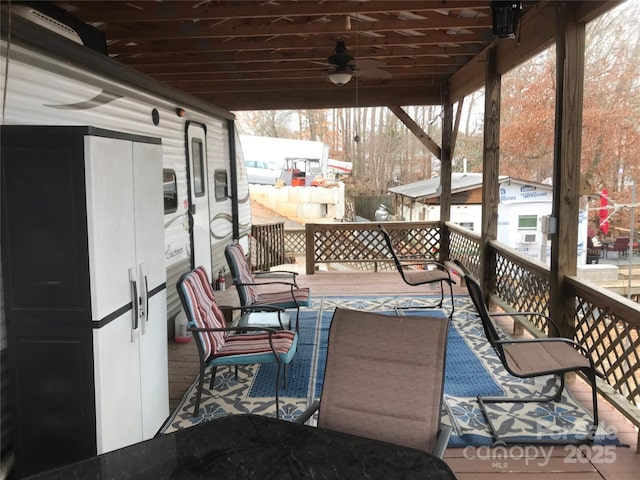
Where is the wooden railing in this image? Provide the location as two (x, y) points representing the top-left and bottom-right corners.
(304, 221), (441, 274)
(568, 277), (640, 432)
(267, 220), (640, 439)
(284, 228), (305, 260)
(251, 223), (285, 271)
(448, 223), (640, 440)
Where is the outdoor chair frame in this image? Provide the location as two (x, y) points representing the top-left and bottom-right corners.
(225, 242), (310, 329)
(454, 260), (600, 444)
(296, 307), (452, 458)
(177, 266), (298, 419)
(378, 224), (455, 319)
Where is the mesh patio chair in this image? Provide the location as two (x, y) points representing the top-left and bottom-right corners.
(177, 266), (298, 419)
(225, 243), (310, 329)
(296, 307), (452, 458)
(378, 224), (455, 319)
(453, 260), (600, 443)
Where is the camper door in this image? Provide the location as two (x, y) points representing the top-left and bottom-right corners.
(186, 122), (212, 275)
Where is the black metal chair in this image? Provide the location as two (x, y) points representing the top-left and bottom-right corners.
(454, 260), (600, 444)
(378, 224), (455, 319)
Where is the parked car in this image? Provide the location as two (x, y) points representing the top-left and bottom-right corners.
(245, 160), (281, 185)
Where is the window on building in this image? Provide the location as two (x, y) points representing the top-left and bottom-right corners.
(518, 215), (537, 230)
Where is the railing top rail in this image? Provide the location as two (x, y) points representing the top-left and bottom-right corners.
(445, 221), (481, 241)
(306, 221), (440, 231)
(567, 276), (640, 328)
(489, 238), (551, 280)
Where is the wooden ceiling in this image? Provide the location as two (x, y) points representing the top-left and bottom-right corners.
(49, 1), (615, 112)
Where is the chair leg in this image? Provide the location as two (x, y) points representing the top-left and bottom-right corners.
(586, 368), (600, 441)
(437, 281), (444, 308)
(209, 366), (218, 390)
(448, 281), (455, 320)
(274, 360), (282, 419)
(193, 365), (208, 418)
(477, 373), (595, 444)
(283, 364), (288, 389)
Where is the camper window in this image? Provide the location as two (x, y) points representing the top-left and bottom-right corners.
(214, 170), (228, 201)
(518, 215), (537, 230)
(163, 169), (178, 214)
(192, 138), (205, 197)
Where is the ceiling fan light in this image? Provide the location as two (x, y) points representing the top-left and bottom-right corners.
(328, 71), (352, 85)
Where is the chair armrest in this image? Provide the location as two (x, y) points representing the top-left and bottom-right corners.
(219, 305), (286, 313)
(432, 425), (452, 459)
(295, 400), (320, 424)
(254, 270), (299, 283)
(489, 311), (561, 336)
(235, 280), (300, 289)
(188, 325), (279, 335)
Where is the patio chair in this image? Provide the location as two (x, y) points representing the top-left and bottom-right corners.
(453, 260), (600, 443)
(296, 307), (452, 458)
(225, 243), (310, 329)
(378, 224), (455, 319)
(177, 266), (298, 418)
(609, 236), (629, 259)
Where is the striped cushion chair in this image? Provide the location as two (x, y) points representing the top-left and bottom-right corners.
(225, 243), (310, 329)
(177, 266), (298, 418)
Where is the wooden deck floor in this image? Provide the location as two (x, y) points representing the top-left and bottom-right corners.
(168, 270), (640, 479)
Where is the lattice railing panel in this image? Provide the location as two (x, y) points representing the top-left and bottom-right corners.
(386, 228), (440, 260)
(284, 229), (305, 256)
(495, 253), (551, 332)
(307, 222), (441, 272)
(449, 229), (480, 277)
(313, 227), (388, 262)
(573, 293), (640, 408)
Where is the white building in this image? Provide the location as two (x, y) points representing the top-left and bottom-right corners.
(388, 173), (556, 262)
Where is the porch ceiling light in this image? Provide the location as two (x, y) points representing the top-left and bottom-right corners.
(490, 1), (522, 39)
(328, 71), (352, 86)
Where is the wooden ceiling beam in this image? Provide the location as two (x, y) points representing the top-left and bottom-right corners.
(155, 67), (451, 85)
(205, 84), (443, 111)
(71, 1), (490, 23)
(102, 15), (491, 41)
(103, 23), (491, 44)
(111, 41), (482, 62)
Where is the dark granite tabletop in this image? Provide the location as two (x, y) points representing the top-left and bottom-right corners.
(26, 414), (458, 479)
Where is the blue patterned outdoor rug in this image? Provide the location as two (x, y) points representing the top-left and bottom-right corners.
(161, 295), (618, 447)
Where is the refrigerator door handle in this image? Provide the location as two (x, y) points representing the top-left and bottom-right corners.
(139, 263), (149, 335)
(129, 267), (140, 342)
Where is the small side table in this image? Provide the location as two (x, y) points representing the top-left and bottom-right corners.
(234, 311), (291, 330)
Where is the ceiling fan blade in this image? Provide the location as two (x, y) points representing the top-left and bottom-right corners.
(355, 59), (386, 70)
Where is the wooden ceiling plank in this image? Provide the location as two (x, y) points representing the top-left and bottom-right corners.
(102, 22), (491, 44)
(66, 1), (490, 23)
(101, 14), (491, 40)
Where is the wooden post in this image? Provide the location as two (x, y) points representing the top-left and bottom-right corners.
(550, 5), (585, 339)
(305, 223), (316, 275)
(481, 47), (501, 301)
(440, 86), (453, 263)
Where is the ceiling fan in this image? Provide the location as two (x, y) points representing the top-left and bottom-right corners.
(321, 40), (392, 86)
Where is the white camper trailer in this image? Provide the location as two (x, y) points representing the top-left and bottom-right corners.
(0, 7), (251, 477)
(0, 7), (251, 320)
